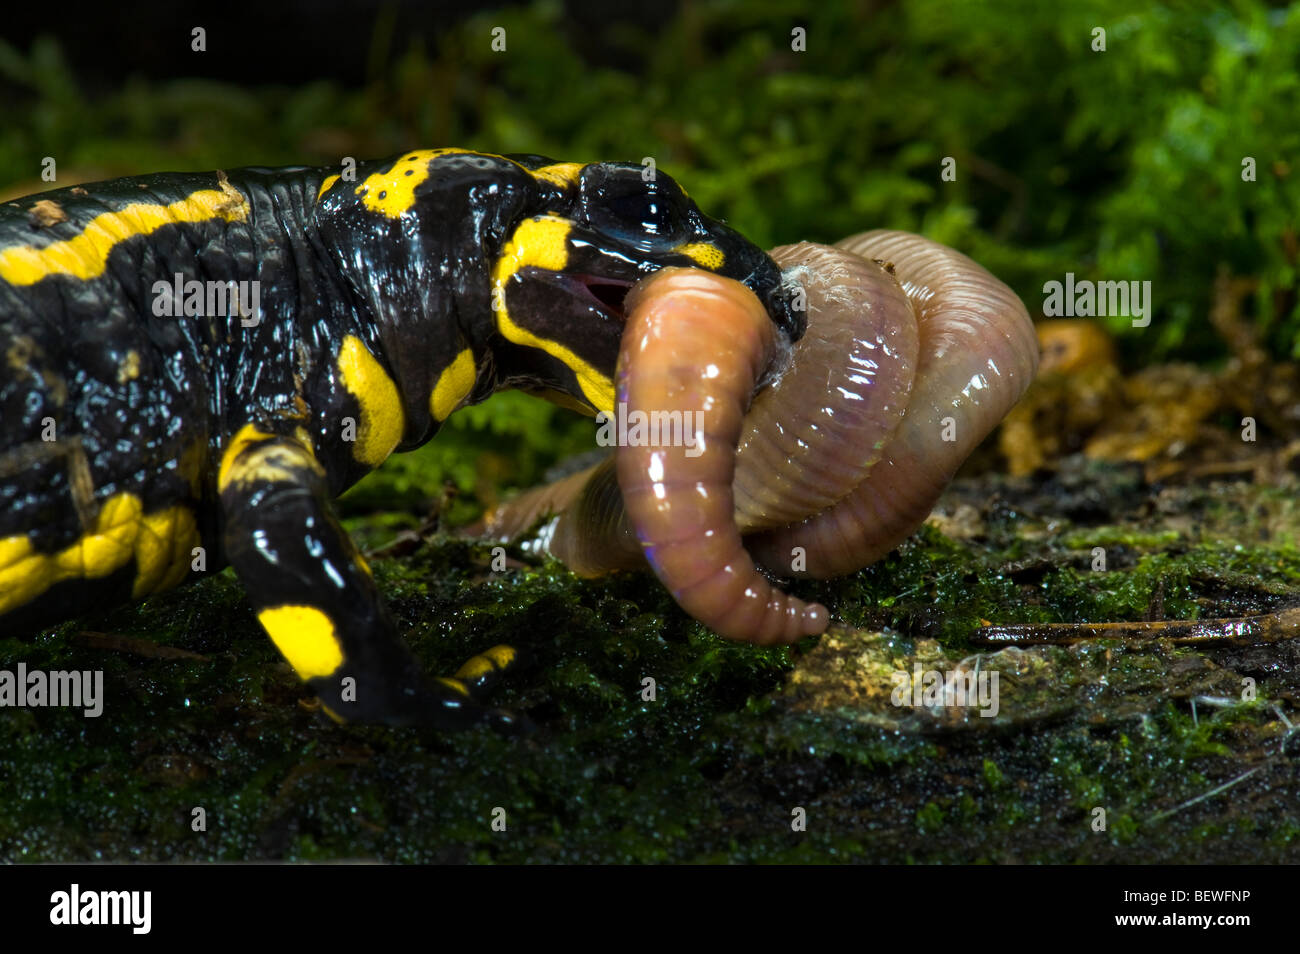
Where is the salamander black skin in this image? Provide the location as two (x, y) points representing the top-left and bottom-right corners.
(0, 148), (801, 729)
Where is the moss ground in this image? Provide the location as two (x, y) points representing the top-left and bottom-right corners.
(6, 452), (1298, 863)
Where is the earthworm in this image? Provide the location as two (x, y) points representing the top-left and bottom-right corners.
(614, 267), (829, 644)
(732, 242), (920, 530)
(746, 230), (1038, 577)
(479, 232), (1037, 641)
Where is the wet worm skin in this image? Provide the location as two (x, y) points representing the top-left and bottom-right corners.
(734, 242), (919, 531)
(746, 231), (1038, 577)
(615, 268), (830, 644)
(478, 233), (1037, 643)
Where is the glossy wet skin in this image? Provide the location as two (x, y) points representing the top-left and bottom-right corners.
(615, 268), (829, 643)
(482, 235), (1038, 642)
(746, 231), (1039, 577)
(0, 149), (801, 728)
(485, 158), (802, 414)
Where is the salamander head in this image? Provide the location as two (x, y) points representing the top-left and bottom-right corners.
(488, 156), (800, 414)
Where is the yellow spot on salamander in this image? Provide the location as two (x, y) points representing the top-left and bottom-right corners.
(455, 657), (494, 682)
(133, 505), (201, 597)
(317, 174), (340, 202)
(337, 335), (405, 468)
(430, 348), (477, 421)
(257, 605), (344, 680)
(218, 424), (323, 491)
(0, 536), (33, 570)
(353, 148), (551, 217)
(53, 493), (141, 579)
(483, 644), (517, 668)
(0, 184), (250, 287)
(493, 216), (616, 414)
(0, 493), (198, 615)
(530, 163), (583, 188)
(454, 644), (517, 682)
(354, 148), (475, 219)
(436, 677), (471, 697)
(218, 424), (274, 491)
(675, 242), (725, 270)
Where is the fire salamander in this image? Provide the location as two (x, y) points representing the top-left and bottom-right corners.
(0, 148), (800, 729)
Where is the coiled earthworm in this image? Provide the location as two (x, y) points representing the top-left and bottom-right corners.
(478, 232), (1038, 643)
(732, 242), (920, 531)
(745, 231), (1039, 577)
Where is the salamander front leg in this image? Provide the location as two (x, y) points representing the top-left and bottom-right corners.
(218, 428), (524, 731)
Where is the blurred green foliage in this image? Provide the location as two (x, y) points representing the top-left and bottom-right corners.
(2, 0), (1295, 361)
(1, 0), (1296, 506)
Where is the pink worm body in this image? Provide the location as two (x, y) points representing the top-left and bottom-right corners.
(746, 232), (1038, 576)
(477, 232), (1038, 644)
(615, 268), (829, 644)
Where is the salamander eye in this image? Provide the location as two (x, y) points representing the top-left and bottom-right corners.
(604, 186), (680, 238)
(581, 165), (689, 249)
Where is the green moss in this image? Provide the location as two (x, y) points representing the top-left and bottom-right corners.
(915, 801), (945, 835)
(1060, 528), (1185, 550)
(6, 444), (1297, 863)
(982, 758), (1004, 790)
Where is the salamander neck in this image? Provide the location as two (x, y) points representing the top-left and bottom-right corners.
(311, 159), (502, 453)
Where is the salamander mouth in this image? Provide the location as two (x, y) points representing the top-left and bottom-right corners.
(573, 274), (635, 319)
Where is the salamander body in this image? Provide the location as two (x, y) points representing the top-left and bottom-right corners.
(0, 148), (799, 728)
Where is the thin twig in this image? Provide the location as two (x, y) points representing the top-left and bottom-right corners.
(1147, 765), (1264, 825)
(973, 606), (1300, 647)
